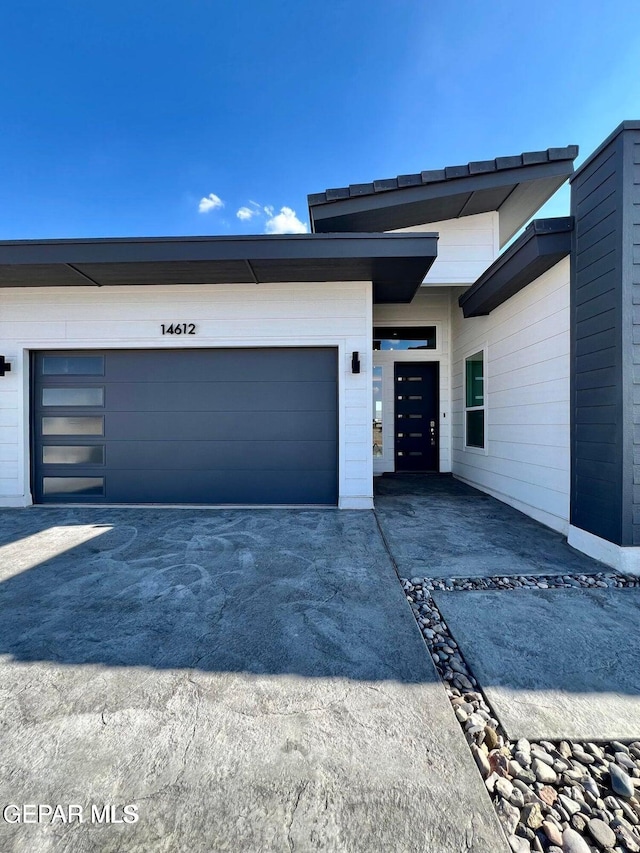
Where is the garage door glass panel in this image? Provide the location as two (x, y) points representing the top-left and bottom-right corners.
(43, 446), (105, 465)
(42, 416), (104, 436)
(42, 388), (104, 407)
(42, 356), (104, 375)
(43, 477), (104, 496)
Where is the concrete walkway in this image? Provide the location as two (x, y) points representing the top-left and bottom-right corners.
(376, 475), (639, 741)
(435, 586), (640, 741)
(0, 506), (506, 853)
(374, 473), (604, 578)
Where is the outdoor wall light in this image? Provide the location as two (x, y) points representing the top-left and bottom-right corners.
(0, 356), (11, 377)
(351, 351), (360, 374)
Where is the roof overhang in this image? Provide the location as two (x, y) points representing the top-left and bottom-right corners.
(309, 147), (578, 247)
(458, 218), (573, 318)
(0, 232), (438, 304)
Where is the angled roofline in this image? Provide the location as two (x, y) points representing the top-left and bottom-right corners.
(570, 120), (640, 183)
(308, 146), (578, 247)
(0, 231), (439, 305)
(458, 217), (573, 318)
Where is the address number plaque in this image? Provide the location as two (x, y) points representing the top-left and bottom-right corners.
(161, 323), (196, 335)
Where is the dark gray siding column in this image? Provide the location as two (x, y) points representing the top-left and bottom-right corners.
(570, 124), (640, 546)
(625, 132), (640, 544)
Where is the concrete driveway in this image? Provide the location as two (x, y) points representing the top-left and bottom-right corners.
(0, 507), (506, 853)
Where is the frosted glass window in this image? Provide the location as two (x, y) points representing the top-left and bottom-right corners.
(43, 446), (105, 465)
(42, 417), (104, 436)
(43, 477), (104, 496)
(42, 356), (104, 375)
(42, 388), (104, 407)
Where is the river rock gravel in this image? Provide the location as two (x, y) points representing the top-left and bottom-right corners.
(402, 573), (640, 853)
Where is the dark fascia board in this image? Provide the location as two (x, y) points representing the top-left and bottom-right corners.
(0, 232), (433, 263)
(0, 232), (438, 305)
(308, 149), (578, 244)
(458, 218), (573, 318)
(570, 120), (640, 183)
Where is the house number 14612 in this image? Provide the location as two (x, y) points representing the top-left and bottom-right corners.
(161, 323), (196, 335)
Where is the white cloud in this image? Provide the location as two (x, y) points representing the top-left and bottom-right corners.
(236, 206), (256, 221)
(264, 206), (308, 235)
(232, 200), (309, 234)
(198, 193), (224, 214)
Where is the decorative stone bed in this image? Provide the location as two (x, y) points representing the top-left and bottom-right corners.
(402, 573), (640, 853)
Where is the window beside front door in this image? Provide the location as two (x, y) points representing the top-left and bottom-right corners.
(465, 350), (485, 449)
(373, 366), (383, 457)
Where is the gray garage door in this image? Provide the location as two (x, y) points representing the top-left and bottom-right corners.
(32, 348), (338, 504)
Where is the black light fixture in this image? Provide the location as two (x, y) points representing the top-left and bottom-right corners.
(0, 356), (11, 377)
(351, 351), (360, 374)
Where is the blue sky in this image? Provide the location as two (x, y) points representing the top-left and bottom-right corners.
(1, 2), (639, 239)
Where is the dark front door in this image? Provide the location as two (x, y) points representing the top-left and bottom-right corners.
(394, 362), (439, 472)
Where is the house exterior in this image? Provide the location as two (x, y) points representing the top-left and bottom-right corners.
(1, 121), (638, 573)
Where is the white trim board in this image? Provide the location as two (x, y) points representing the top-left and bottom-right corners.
(567, 526), (640, 576)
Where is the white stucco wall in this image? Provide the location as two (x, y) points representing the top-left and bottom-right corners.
(0, 280), (373, 508)
(450, 257), (571, 533)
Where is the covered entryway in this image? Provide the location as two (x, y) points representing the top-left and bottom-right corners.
(32, 348), (338, 505)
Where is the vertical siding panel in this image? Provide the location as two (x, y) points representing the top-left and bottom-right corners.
(625, 137), (640, 544)
(570, 132), (625, 544)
